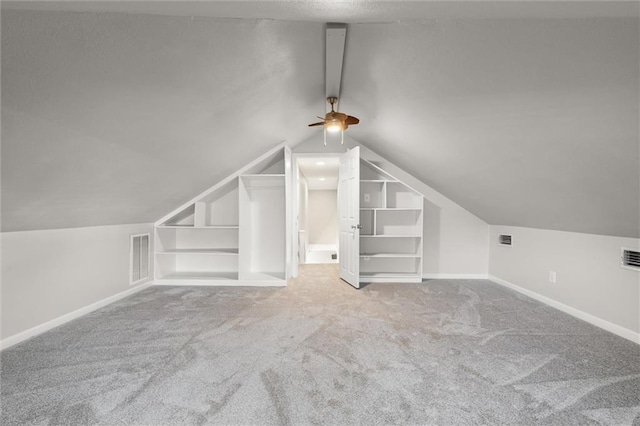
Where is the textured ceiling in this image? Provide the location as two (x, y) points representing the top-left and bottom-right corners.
(342, 19), (640, 236)
(341, 18), (639, 237)
(4, 1), (639, 21)
(1, 9), (324, 231)
(2, 3), (639, 237)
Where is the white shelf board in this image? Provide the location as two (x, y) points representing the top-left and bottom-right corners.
(158, 271), (239, 280)
(360, 235), (422, 238)
(154, 278), (286, 287)
(360, 208), (421, 211)
(359, 253), (420, 258)
(360, 179), (396, 183)
(157, 225), (238, 230)
(359, 274), (422, 283)
(156, 249), (238, 255)
(360, 272), (421, 278)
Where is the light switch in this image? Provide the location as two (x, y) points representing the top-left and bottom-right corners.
(364, 193), (370, 202)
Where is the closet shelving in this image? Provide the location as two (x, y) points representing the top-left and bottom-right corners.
(154, 147), (289, 286)
(238, 173), (286, 281)
(359, 160), (423, 283)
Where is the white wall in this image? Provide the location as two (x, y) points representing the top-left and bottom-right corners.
(307, 190), (338, 245)
(293, 134), (490, 276)
(489, 225), (640, 339)
(1, 223), (154, 347)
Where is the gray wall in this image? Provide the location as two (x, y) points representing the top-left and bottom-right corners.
(489, 225), (640, 335)
(1, 224), (153, 343)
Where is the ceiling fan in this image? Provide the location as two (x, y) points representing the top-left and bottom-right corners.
(308, 24), (359, 146)
(308, 97), (360, 145)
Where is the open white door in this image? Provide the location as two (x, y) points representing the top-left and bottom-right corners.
(338, 147), (360, 288)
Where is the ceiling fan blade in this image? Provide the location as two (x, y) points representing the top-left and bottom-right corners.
(329, 112), (348, 121)
(308, 121), (325, 127)
(345, 115), (360, 125)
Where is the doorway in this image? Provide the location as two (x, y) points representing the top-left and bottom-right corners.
(293, 154), (341, 271)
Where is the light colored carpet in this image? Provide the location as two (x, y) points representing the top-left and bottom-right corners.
(1, 264), (639, 425)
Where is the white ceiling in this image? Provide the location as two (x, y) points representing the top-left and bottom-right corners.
(4, 1), (639, 21)
(2, 2), (638, 237)
(298, 157), (340, 190)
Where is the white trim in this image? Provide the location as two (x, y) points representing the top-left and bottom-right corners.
(1, 222), (152, 235)
(361, 157), (424, 201)
(155, 143), (286, 226)
(284, 146), (293, 282)
(422, 274), (489, 280)
(290, 152), (342, 279)
(356, 143), (486, 221)
(488, 274), (640, 345)
(0, 281), (153, 351)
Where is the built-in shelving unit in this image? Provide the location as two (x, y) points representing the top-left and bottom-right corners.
(239, 173), (286, 282)
(359, 160), (423, 283)
(154, 146), (290, 286)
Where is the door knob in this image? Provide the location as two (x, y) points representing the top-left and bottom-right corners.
(351, 224), (363, 230)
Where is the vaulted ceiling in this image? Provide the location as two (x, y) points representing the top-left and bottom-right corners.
(2, 2), (638, 237)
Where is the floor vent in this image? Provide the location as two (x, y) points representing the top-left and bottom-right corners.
(621, 248), (640, 271)
(131, 233), (150, 284)
(498, 234), (512, 246)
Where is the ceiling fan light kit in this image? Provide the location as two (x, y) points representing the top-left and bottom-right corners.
(308, 96), (360, 146)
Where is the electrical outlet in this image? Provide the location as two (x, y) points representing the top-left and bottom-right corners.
(549, 271), (556, 283)
(364, 193), (370, 202)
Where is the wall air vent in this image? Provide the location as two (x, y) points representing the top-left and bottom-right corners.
(621, 248), (640, 271)
(498, 234), (513, 246)
(131, 233), (150, 284)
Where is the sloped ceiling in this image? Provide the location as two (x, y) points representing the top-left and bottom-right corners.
(342, 18), (639, 238)
(2, 2), (639, 238)
(1, 9), (324, 231)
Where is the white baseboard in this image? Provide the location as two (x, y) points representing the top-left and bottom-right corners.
(423, 274), (489, 280)
(0, 281), (153, 351)
(153, 279), (287, 287)
(488, 275), (639, 345)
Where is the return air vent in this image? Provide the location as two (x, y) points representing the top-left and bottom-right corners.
(621, 248), (640, 271)
(498, 234), (512, 246)
(131, 233), (150, 284)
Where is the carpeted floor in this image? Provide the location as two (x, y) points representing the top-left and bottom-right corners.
(1, 264), (639, 425)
